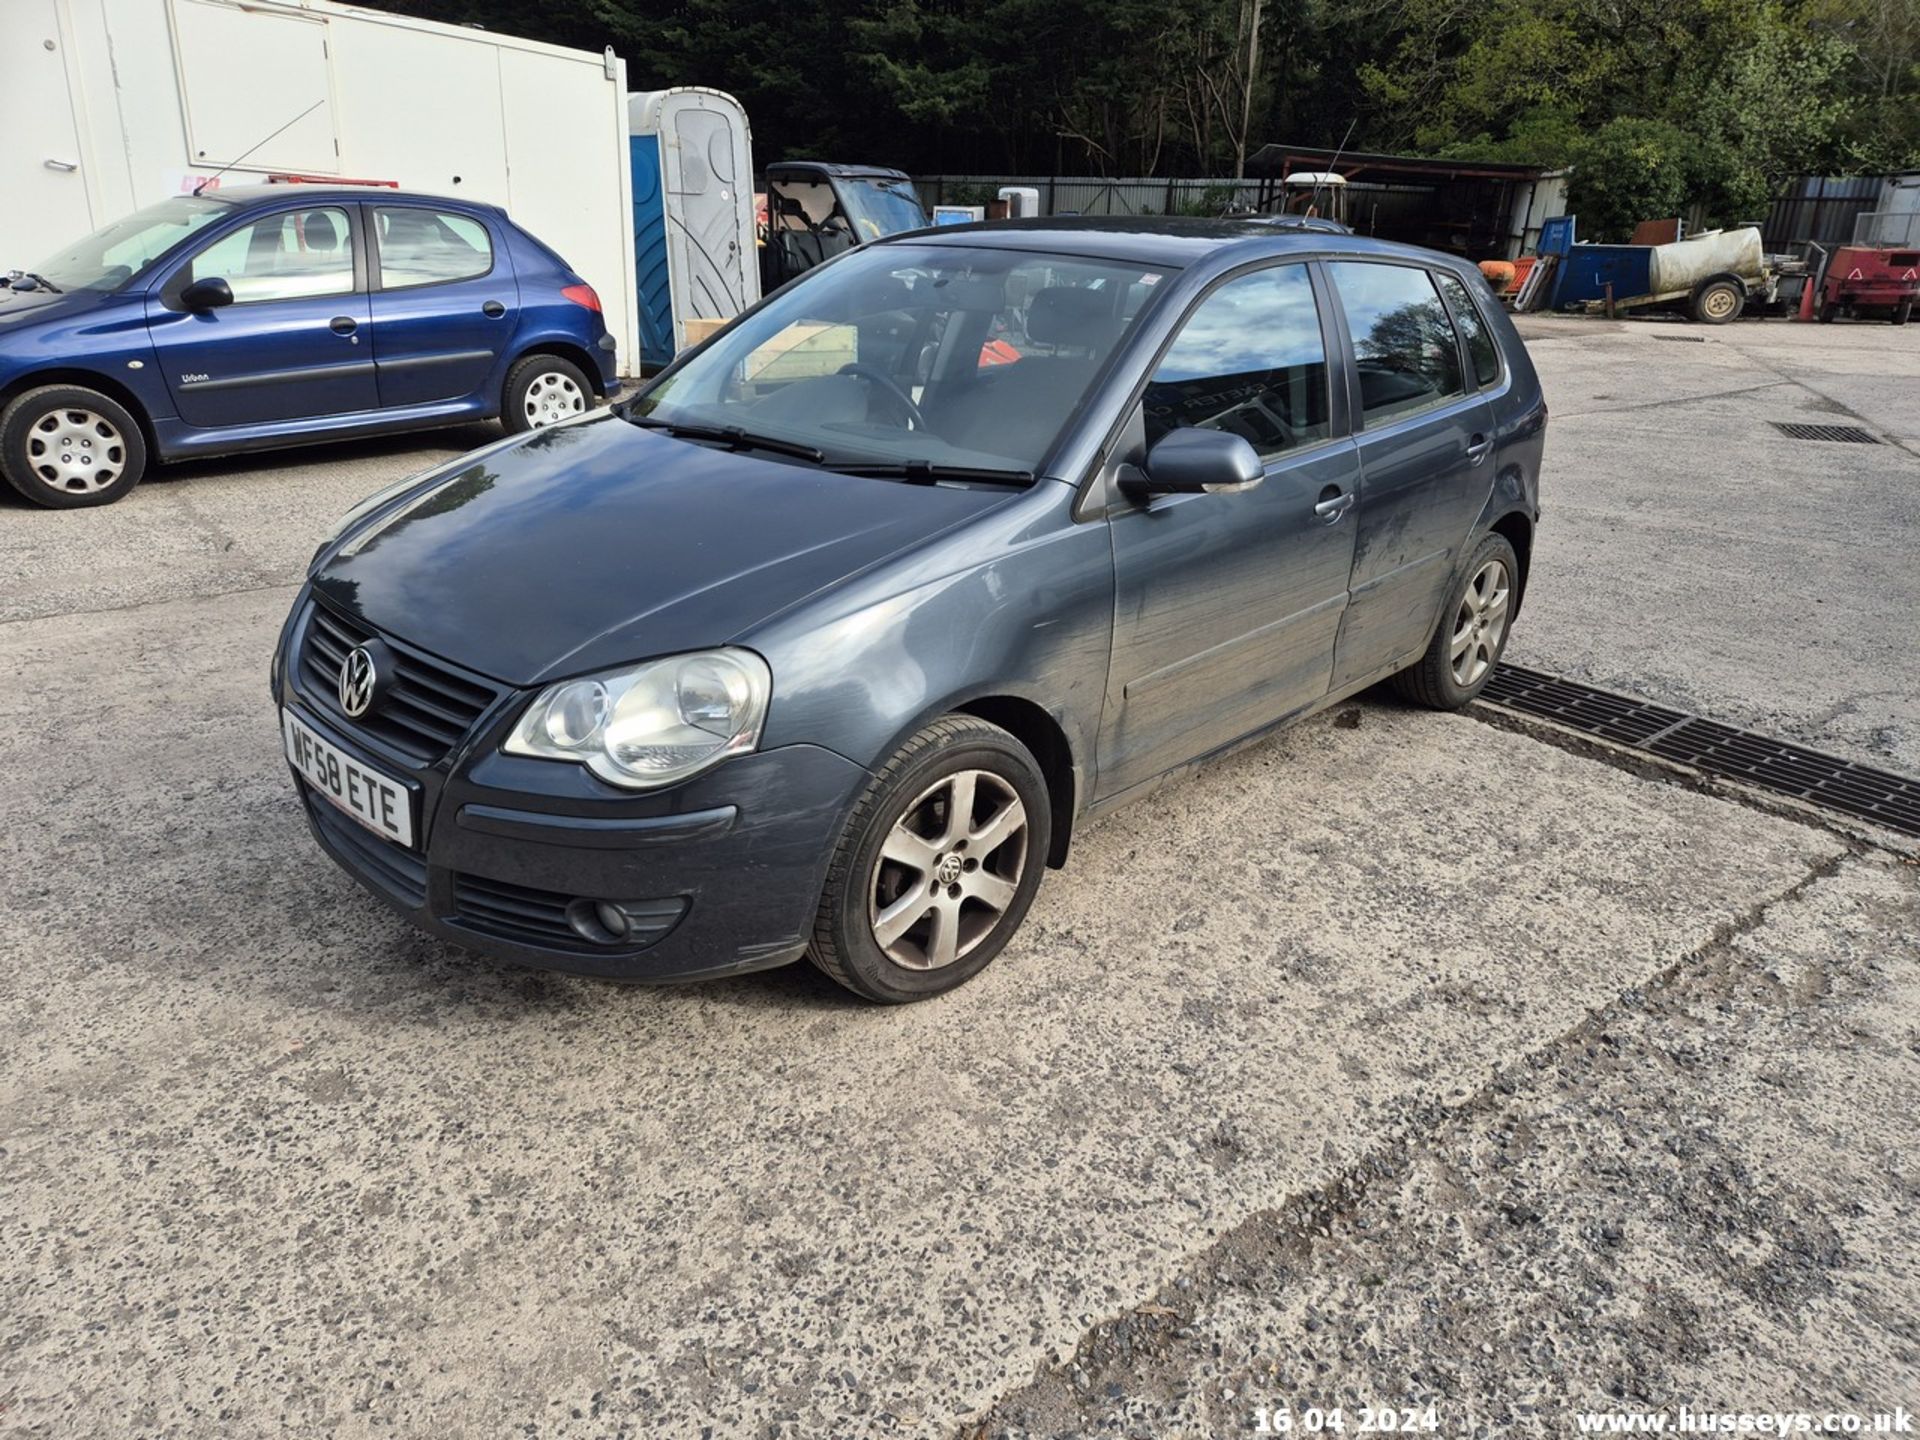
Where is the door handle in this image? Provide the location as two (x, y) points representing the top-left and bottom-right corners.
(44, 159), (79, 172)
(1314, 487), (1355, 523)
(1466, 432), (1493, 465)
(482, 300), (506, 318)
(330, 315), (359, 336)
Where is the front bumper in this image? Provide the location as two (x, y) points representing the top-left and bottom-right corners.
(274, 605), (870, 981)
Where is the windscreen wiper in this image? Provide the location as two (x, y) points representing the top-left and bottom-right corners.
(830, 461), (1034, 487)
(2, 271), (62, 293)
(625, 414), (824, 463)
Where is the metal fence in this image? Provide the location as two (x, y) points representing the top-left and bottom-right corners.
(1853, 210), (1920, 248)
(1762, 175), (1886, 250)
(917, 175), (1265, 217)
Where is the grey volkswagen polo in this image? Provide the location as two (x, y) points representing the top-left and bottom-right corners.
(275, 218), (1546, 1002)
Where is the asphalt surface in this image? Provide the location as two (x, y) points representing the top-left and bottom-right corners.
(1, 320), (1916, 1437)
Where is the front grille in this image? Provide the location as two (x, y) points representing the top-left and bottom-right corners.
(308, 799), (429, 907)
(1478, 665), (1920, 838)
(299, 603), (500, 763)
(451, 874), (687, 952)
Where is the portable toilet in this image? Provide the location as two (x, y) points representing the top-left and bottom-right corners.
(628, 88), (759, 369)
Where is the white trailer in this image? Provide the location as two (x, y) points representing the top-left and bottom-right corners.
(2, 0), (641, 375)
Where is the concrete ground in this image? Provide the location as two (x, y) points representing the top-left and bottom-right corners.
(1509, 314), (1920, 773)
(1, 319), (1916, 1438)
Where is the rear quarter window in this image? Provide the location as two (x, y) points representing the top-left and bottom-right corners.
(1435, 273), (1501, 388)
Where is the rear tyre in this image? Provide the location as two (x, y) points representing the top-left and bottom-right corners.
(0, 384), (148, 509)
(808, 715), (1051, 1003)
(502, 354), (594, 433)
(1691, 278), (1744, 325)
(1894, 299), (1912, 327)
(1818, 299), (1838, 324)
(1391, 532), (1519, 711)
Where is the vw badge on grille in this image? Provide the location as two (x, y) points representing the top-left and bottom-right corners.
(339, 646), (378, 718)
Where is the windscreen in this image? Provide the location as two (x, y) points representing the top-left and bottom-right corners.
(631, 242), (1170, 476)
(840, 177), (928, 240)
(27, 196), (232, 293)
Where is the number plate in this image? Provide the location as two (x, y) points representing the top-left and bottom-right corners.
(282, 709), (415, 848)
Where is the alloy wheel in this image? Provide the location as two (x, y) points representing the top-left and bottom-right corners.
(867, 768), (1029, 971)
(524, 372), (585, 427)
(1448, 558), (1511, 688)
(28, 408), (126, 495)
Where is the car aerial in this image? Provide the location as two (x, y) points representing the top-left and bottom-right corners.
(0, 185), (617, 509)
(274, 217), (1546, 1003)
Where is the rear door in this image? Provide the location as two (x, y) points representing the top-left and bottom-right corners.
(365, 203), (514, 409)
(1099, 261), (1361, 798)
(1323, 261), (1495, 690)
(146, 204), (375, 430)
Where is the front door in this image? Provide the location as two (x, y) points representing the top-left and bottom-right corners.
(1100, 262), (1360, 799)
(1323, 260), (1496, 690)
(146, 204), (376, 430)
(366, 203), (512, 409)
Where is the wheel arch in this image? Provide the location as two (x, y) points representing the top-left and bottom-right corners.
(506, 340), (607, 401)
(0, 368), (160, 455)
(1488, 508), (1533, 616)
(950, 693), (1078, 868)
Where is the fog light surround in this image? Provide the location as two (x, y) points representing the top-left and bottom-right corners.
(566, 898), (633, 945)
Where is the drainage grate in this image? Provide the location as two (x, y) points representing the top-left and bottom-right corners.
(1770, 422), (1880, 444)
(1478, 665), (1920, 837)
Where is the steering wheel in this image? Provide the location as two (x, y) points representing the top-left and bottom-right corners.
(838, 362), (927, 430)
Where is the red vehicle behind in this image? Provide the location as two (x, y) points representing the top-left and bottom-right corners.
(1819, 245), (1919, 325)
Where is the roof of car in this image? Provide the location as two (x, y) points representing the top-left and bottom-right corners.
(879, 215), (1437, 268)
(765, 162), (914, 182)
(202, 184), (492, 211)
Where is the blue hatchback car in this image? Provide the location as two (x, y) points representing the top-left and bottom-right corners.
(0, 186), (618, 507)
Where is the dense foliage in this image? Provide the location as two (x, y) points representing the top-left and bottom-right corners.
(380, 0), (1916, 231)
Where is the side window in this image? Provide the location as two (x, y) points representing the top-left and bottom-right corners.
(1142, 264), (1331, 458)
(1436, 273), (1500, 388)
(1328, 262), (1465, 424)
(186, 208), (354, 303)
(375, 208), (493, 288)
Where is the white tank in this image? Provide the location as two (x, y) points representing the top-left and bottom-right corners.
(1648, 227), (1766, 293)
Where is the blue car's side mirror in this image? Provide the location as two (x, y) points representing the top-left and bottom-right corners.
(1124, 427), (1265, 499)
(180, 276), (235, 312)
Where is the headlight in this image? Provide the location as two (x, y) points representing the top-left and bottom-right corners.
(505, 649), (772, 790)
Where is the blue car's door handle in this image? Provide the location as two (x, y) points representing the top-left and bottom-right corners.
(482, 300), (506, 318)
(1465, 432), (1492, 465)
(330, 315), (358, 336)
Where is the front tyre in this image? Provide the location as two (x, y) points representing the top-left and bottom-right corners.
(809, 716), (1051, 1003)
(1392, 533), (1519, 710)
(0, 384), (148, 508)
(502, 354), (594, 433)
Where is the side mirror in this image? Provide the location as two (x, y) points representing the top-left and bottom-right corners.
(180, 276), (234, 312)
(1123, 428), (1265, 499)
